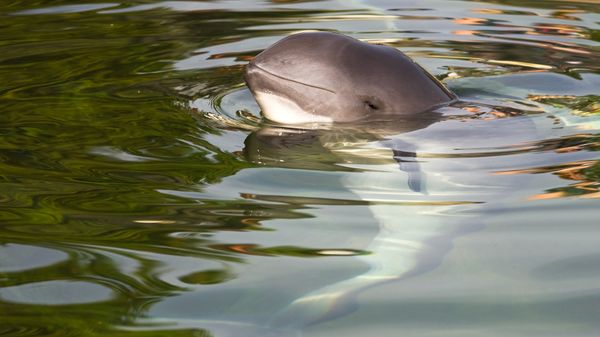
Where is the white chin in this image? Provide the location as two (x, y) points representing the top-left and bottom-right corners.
(255, 91), (332, 125)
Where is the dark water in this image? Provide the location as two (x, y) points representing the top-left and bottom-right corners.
(0, 0), (599, 336)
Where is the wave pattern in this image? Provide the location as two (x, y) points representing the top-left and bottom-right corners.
(0, 0), (599, 336)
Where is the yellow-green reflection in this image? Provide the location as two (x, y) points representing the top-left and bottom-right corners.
(0, 0), (599, 336)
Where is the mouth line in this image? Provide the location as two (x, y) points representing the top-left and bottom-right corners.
(251, 63), (336, 94)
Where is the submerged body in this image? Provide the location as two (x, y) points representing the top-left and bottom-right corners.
(241, 32), (461, 328)
(239, 115), (540, 331)
(245, 32), (455, 124)
(239, 31), (478, 333)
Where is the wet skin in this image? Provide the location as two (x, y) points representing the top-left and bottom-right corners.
(245, 32), (456, 125)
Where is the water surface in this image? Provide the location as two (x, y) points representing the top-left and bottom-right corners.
(0, 0), (599, 336)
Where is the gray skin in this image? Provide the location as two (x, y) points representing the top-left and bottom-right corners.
(245, 32), (456, 124)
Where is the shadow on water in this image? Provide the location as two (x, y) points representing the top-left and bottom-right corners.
(0, 0), (599, 336)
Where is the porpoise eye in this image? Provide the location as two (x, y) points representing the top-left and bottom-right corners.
(365, 101), (379, 110)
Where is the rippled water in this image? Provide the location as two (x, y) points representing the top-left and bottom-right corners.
(0, 0), (599, 336)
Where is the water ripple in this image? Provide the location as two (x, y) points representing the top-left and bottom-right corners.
(1, 0), (599, 335)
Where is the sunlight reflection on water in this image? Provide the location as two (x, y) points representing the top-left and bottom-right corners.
(0, 0), (599, 336)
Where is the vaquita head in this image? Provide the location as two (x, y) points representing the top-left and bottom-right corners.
(245, 32), (456, 124)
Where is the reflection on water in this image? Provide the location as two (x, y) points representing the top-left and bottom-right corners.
(0, 280), (114, 305)
(0, 0), (599, 336)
